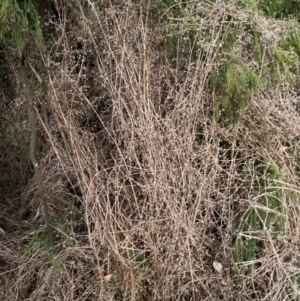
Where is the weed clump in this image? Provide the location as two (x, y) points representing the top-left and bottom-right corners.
(1, 0), (300, 300)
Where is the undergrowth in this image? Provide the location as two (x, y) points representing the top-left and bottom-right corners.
(1, 0), (300, 300)
(233, 161), (286, 277)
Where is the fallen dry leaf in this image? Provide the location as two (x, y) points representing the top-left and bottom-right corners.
(104, 274), (112, 281)
(213, 261), (223, 273)
(86, 181), (96, 204)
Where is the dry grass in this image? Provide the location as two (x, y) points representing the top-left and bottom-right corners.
(1, 1), (300, 300)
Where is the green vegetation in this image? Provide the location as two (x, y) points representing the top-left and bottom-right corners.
(210, 60), (261, 123)
(155, 0), (300, 124)
(0, 0), (42, 56)
(258, 0), (300, 19)
(233, 161), (286, 277)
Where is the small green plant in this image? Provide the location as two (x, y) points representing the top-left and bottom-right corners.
(210, 59), (261, 124)
(285, 273), (300, 300)
(119, 233), (147, 272)
(22, 225), (62, 271)
(22, 212), (76, 270)
(128, 247), (146, 272)
(232, 161), (286, 278)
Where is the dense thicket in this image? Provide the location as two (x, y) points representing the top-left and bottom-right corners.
(1, 1), (300, 300)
